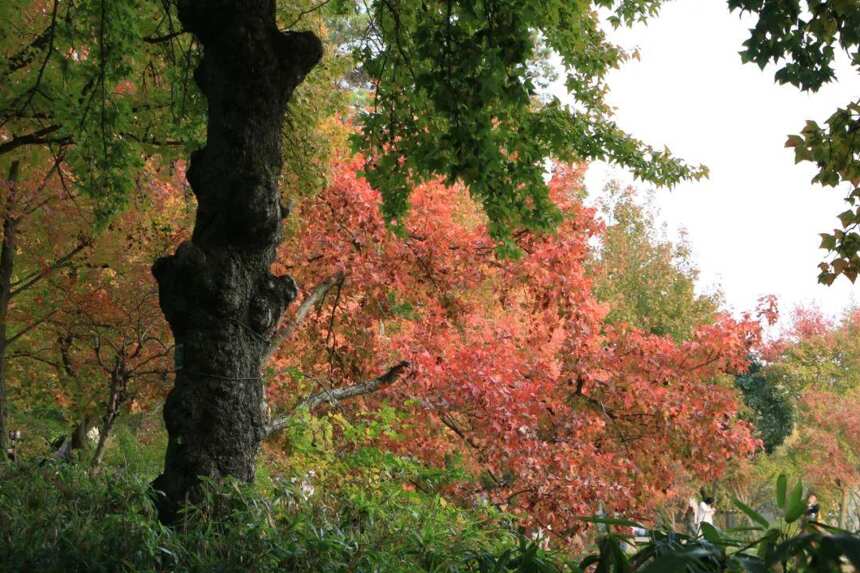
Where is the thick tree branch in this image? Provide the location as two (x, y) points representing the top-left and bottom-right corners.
(0, 125), (70, 157)
(264, 360), (410, 437)
(266, 271), (344, 358)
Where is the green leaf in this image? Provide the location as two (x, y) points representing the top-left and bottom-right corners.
(700, 522), (722, 544)
(838, 209), (856, 228)
(784, 479), (805, 523)
(733, 499), (769, 529)
(775, 474), (787, 509)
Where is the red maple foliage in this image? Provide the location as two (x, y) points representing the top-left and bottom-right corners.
(270, 156), (764, 536)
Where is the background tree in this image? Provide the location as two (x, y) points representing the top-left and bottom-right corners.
(2, 159), (185, 462)
(735, 359), (795, 454)
(745, 307), (860, 527)
(589, 182), (720, 341)
(0, 0), (202, 454)
(0, 155), (91, 455)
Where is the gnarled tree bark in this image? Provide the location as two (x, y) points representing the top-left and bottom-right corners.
(151, 0), (321, 523)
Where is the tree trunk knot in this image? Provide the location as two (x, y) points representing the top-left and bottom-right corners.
(249, 274), (297, 333)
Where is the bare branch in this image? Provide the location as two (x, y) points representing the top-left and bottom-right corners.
(142, 30), (186, 44)
(285, 0), (335, 29)
(264, 360), (411, 437)
(266, 271), (344, 358)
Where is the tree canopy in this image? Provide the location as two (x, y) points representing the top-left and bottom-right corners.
(729, 0), (860, 283)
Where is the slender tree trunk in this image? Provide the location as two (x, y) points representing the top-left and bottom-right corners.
(0, 161), (20, 458)
(70, 415), (95, 451)
(90, 413), (114, 470)
(91, 372), (127, 470)
(839, 487), (849, 529)
(151, 0), (321, 523)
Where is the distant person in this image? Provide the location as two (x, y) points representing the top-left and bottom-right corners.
(805, 493), (820, 522)
(5, 430), (20, 462)
(697, 497), (716, 529)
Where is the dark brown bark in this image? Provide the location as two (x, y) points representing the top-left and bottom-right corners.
(0, 161), (21, 457)
(151, 0), (321, 523)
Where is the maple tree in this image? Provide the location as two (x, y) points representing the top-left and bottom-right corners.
(0, 0), (200, 455)
(751, 306), (860, 527)
(0, 154), (92, 456)
(45, 161), (188, 466)
(0, 159), (187, 464)
(268, 156), (768, 538)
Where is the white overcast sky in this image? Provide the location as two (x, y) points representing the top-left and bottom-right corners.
(577, 0), (860, 323)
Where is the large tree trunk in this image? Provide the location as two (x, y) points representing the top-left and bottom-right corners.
(0, 161), (20, 458)
(150, 0), (321, 523)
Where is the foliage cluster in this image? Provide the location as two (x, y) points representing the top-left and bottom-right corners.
(271, 156), (769, 537)
(0, 452), (574, 573)
(582, 474), (860, 573)
(590, 183), (720, 342)
(728, 0), (860, 283)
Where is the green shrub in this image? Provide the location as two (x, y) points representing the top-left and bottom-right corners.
(0, 460), (572, 573)
(581, 474), (860, 572)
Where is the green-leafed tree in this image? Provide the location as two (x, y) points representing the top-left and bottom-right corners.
(590, 183), (720, 341)
(735, 360), (795, 454)
(728, 0), (860, 284)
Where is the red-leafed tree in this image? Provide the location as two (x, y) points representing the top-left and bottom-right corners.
(266, 156), (765, 538)
(756, 307), (860, 527)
